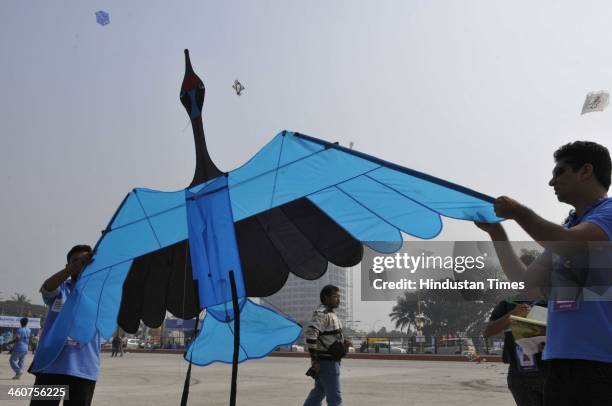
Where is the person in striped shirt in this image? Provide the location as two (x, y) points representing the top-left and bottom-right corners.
(303, 284), (351, 406)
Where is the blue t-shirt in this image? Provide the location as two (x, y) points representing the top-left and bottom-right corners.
(543, 197), (612, 363)
(31, 280), (100, 381)
(15, 327), (31, 353)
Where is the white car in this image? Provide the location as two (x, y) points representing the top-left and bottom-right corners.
(368, 343), (407, 354)
(424, 338), (476, 355)
(125, 338), (140, 350)
(291, 344), (304, 352)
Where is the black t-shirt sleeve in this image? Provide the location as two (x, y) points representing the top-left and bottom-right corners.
(490, 301), (513, 321)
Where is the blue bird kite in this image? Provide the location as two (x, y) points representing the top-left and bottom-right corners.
(32, 50), (501, 405)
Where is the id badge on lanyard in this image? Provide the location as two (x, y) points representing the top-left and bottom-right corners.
(551, 244), (582, 313)
(552, 199), (608, 312)
(515, 344), (538, 372)
(552, 300), (580, 312)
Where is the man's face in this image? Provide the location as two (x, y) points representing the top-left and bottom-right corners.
(68, 250), (91, 279)
(549, 160), (582, 203)
(324, 292), (341, 309)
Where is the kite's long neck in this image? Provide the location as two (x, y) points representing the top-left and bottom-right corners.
(180, 49), (223, 187)
(190, 118), (222, 186)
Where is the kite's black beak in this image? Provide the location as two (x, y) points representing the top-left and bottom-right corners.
(180, 49), (223, 186)
(180, 49), (205, 120)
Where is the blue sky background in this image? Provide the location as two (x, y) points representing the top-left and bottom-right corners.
(1, 1), (612, 330)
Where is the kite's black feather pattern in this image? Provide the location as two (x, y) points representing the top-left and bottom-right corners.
(118, 197), (363, 331)
(238, 197), (362, 297)
(118, 240), (200, 333)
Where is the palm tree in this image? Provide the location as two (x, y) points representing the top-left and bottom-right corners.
(10, 293), (31, 303)
(389, 292), (420, 335)
(10, 293), (31, 315)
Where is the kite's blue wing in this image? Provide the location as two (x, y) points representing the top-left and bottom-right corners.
(227, 131), (501, 252)
(32, 187), (195, 371)
(34, 130), (501, 371)
(183, 131), (501, 367)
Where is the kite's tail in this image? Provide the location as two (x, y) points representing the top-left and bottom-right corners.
(183, 299), (302, 367)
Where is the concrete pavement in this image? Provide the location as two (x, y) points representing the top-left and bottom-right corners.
(2, 352), (515, 405)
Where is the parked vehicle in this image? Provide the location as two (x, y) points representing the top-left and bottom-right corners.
(365, 343), (406, 354)
(100, 339), (112, 350)
(424, 338), (476, 355)
(125, 338), (140, 350)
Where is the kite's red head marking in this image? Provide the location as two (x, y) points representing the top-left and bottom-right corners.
(180, 49), (205, 119)
(181, 74), (201, 92)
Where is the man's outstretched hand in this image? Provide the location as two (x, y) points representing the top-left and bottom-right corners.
(492, 196), (528, 220)
(475, 195), (529, 235)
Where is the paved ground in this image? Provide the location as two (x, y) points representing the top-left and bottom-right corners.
(1, 352), (515, 405)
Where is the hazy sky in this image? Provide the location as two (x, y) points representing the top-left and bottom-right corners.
(1, 1), (611, 330)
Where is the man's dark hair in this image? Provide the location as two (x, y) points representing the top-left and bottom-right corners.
(320, 284), (340, 303)
(20, 317), (28, 327)
(554, 141), (611, 190)
(66, 244), (92, 262)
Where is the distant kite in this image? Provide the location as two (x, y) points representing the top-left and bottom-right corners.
(581, 90), (609, 114)
(95, 10), (110, 26)
(232, 80), (245, 96)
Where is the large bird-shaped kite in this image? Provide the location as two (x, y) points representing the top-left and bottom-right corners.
(32, 50), (501, 404)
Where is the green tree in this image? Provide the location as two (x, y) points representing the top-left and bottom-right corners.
(0, 293), (47, 318)
(390, 288), (496, 337)
(389, 291), (422, 335)
(10, 293), (31, 304)
(10, 293), (31, 315)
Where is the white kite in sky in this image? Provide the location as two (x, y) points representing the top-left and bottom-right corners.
(581, 90), (609, 114)
(232, 80), (245, 96)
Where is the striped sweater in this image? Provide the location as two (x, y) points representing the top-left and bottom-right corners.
(305, 305), (344, 360)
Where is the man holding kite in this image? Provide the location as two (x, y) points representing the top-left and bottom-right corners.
(476, 141), (612, 405)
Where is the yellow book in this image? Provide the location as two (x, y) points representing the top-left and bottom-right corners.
(510, 315), (546, 340)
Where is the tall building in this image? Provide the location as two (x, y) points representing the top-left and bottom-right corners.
(263, 264), (354, 327)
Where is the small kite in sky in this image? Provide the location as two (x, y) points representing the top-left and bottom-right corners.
(95, 10), (110, 26)
(232, 80), (245, 96)
(581, 90), (609, 114)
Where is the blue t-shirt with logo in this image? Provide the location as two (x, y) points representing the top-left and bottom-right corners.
(543, 197), (612, 363)
(15, 327), (31, 353)
(31, 280), (100, 381)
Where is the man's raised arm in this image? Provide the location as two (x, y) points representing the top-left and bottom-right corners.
(476, 222), (552, 288)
